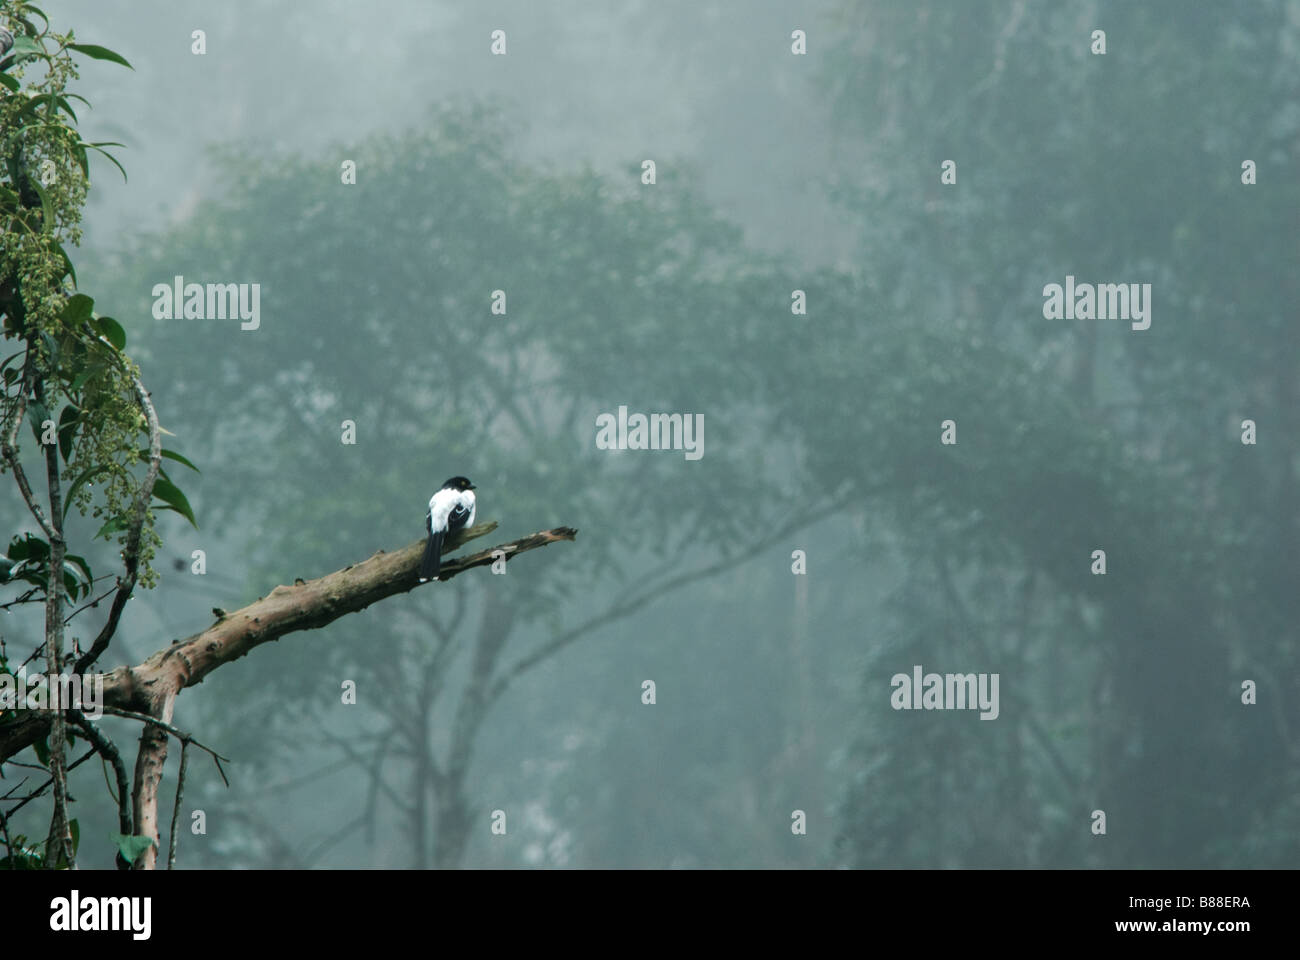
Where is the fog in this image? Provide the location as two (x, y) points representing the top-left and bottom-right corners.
(2, 0), (1296, 869)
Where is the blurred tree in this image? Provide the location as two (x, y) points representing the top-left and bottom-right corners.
(93, 103), (833, 866)
(811, 0), (1298, 867)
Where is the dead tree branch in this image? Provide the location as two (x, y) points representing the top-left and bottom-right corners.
(0, 522), (577, 779)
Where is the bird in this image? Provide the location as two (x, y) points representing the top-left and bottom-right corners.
(419, 476), (476, 582)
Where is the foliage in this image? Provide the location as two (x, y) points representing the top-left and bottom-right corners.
(0, 1), (195, 603)
(1, 0), (197, 869)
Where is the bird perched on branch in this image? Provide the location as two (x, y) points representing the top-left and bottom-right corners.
(419, 476), (476, 582)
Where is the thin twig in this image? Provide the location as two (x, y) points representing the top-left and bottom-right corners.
(64, 582), (125, 624)
(0, 586), (42, 612)
(0, 799), (15, 865)
(1, 747), (96, 821)
(98, 706), (230, 787)
(1, 775), (32, 801)
(166, 739), (188, 869)
(67, 708), (132, 856)
(0, 356), (57, 542)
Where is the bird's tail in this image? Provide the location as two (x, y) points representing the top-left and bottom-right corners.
(419, 529), (444, 582)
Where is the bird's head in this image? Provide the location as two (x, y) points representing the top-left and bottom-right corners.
(443, 476), (475, 492)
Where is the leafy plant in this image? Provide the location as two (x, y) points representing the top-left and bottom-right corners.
(0, 0), (197, 870)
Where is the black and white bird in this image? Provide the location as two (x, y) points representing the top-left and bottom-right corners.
(419, 476), (476, 582)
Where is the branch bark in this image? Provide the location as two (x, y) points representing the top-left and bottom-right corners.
(38, 375), (73, 868)
(130, 689), (175, 869)
(0, 523), (578, 768)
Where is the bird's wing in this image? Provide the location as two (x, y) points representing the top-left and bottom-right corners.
(447, 491), (476, 528)
(427, 488), (459, 532)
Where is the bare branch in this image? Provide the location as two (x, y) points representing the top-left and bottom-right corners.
(0, 523), (577, 767)
(40, 377), (73, 869)
(64, 580), (124, 624)
(166, 740), (189, 869)
(0, 356), (56, 541)
(67, 708), (132, 867)
(1, 747), (97, 821)
(100, 705), (230, 785)
(130, 690), (175, 869)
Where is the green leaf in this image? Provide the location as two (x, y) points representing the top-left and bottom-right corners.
(108, 832), (155, 864)
(37, 330), (60, 368)
(61, 293), (94, 324)
(3, 154), (21, 197)
(0, 73), (19, 93)
(64, 553), (93, 587)
(70, 142), (89, 180)
(94, 516), (129, 540)
(57, 403), (80, 463)
(69, 819), (80, 855)
(70, 361), (106, 393)
(153, 477), (198, 528)
(11, 35), (43, 61)
(29, 178), (54, 234)
(54, 242), (77, 287)
(79, 143), (128, 183)
(160, 448), (200, 472)
(66, 43), (132, 69)
(21, 6), (50, 32)
(8, 533), (50, 561)
(26, 398), (50, 444)
(15, 91), (57, 120)
(33, 736), (50, 767)
(91, 316), (126, 350)
(61, 465), (110, 520)
(0, 838), (44, 870)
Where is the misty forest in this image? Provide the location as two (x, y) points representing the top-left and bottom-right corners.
(1, 0), (1297, 869)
